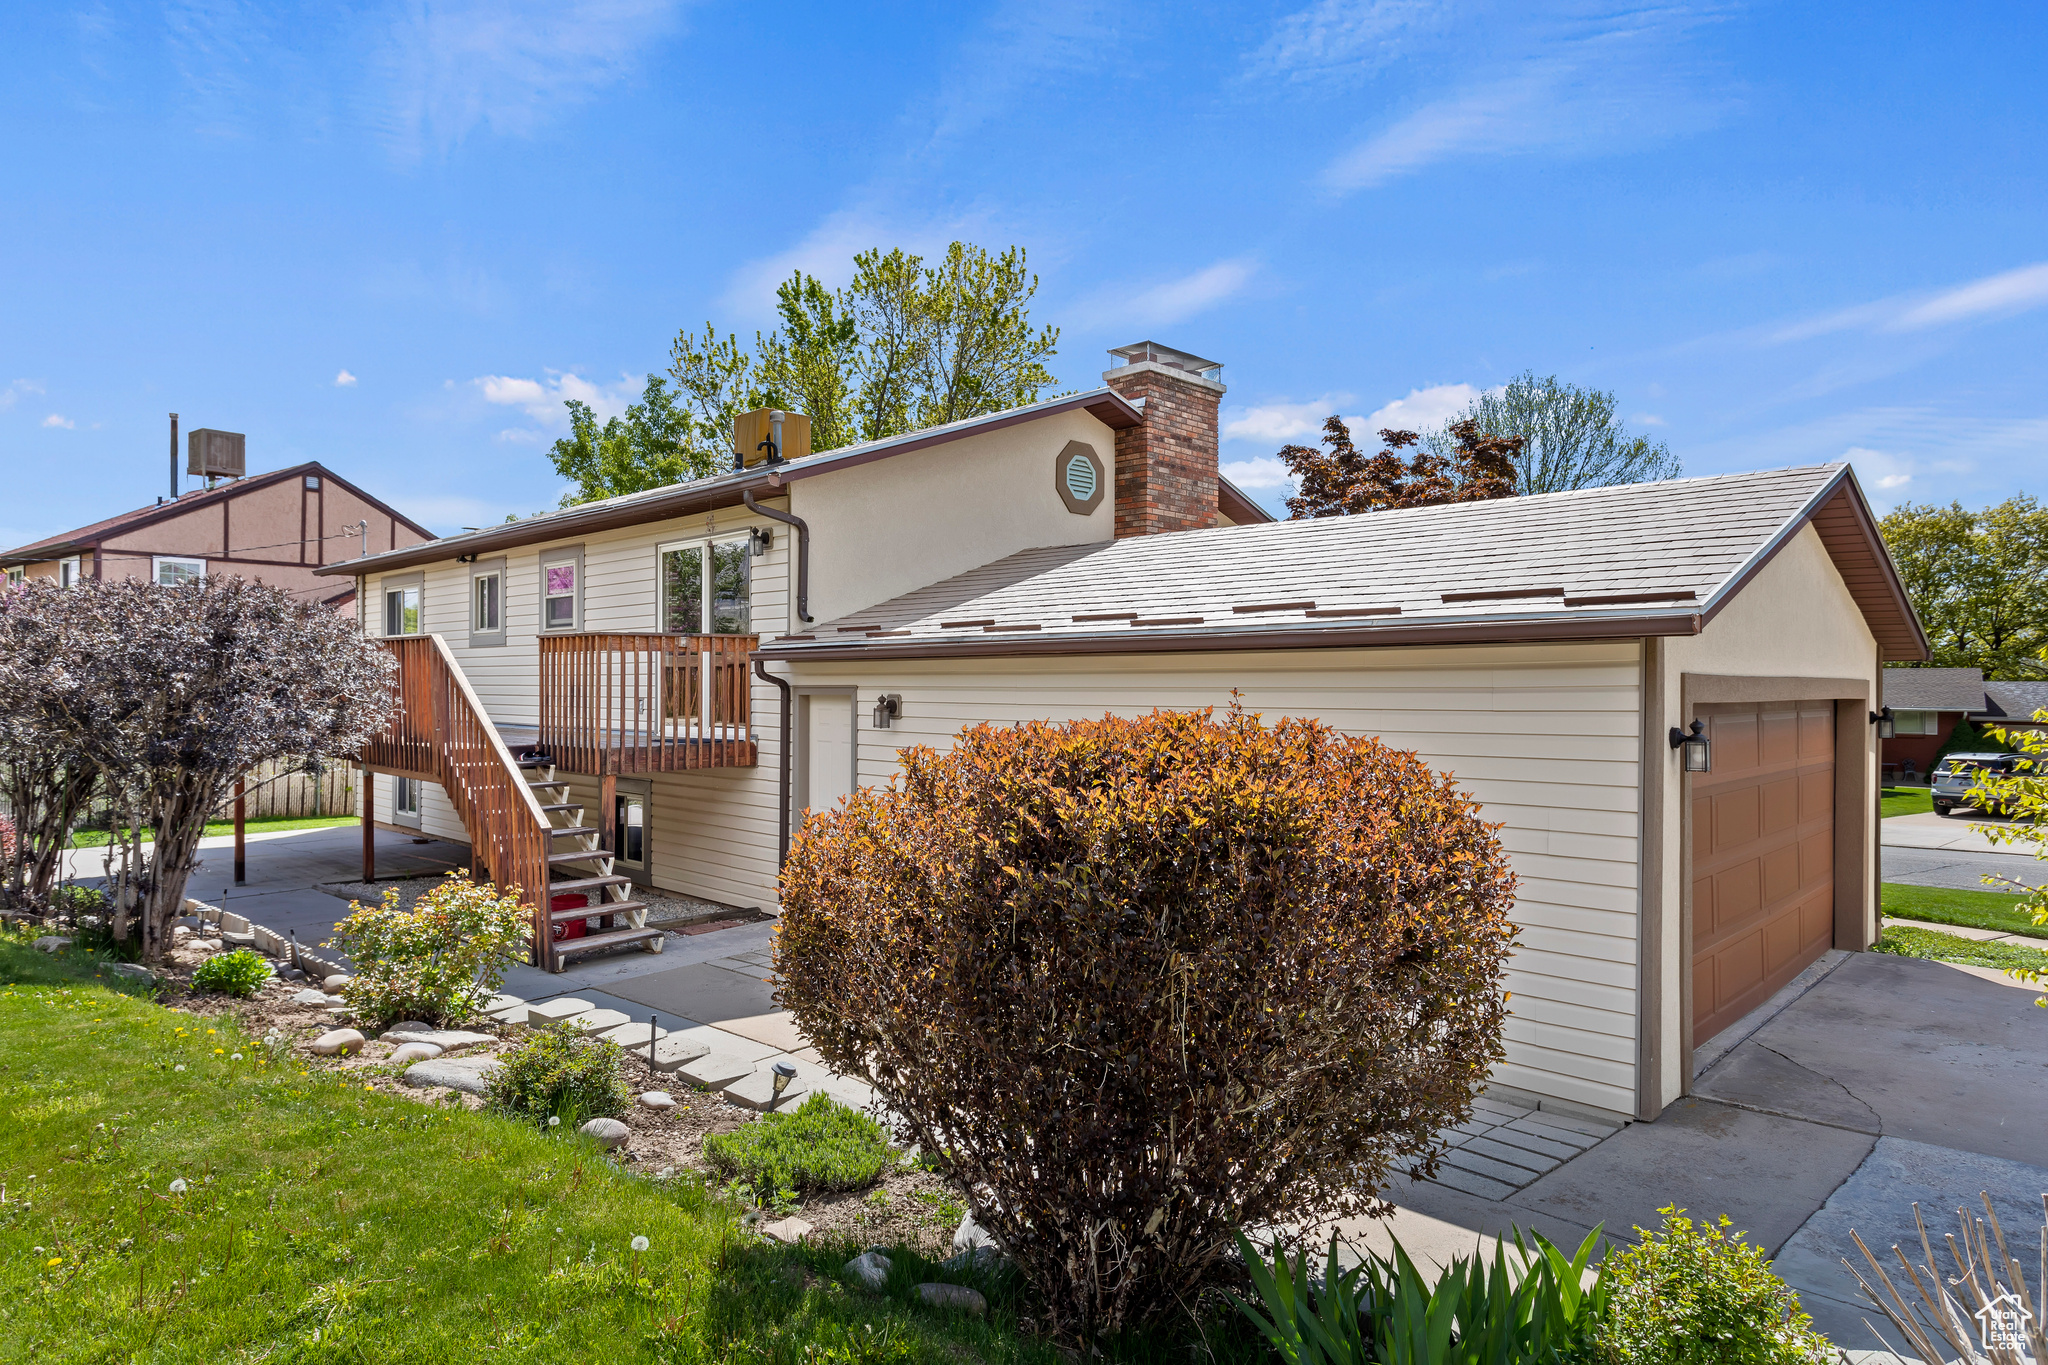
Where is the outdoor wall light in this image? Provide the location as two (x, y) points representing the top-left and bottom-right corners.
(750, 526), (772, 558)
(1870, 706), (1895, 739)
(771, 1061), (797, 1102)
(872, 693), (902, 729)
(1669, 719), (1711, 773)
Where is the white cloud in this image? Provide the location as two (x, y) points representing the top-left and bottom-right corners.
(1633, 412), (1667, 427)
(41, 413), (74, 429)
(1766, 260), (2048, 345)
(474, 370), (637, 429)
(1247, 0), (1446, 82)
(1080, 258), (1258, 329)
(1222, 395), (1353, 444)
(0, 379), (45, 410)
(369, 0), (690, 159)
(1890, 261), (2048, 331)
(1315, 9), (1732, 194)
(1219, 456), (1296, 491)
(929, 0), (1129, 143)
(335, 369), (359, 387)
(1366, 382), (1480, 432)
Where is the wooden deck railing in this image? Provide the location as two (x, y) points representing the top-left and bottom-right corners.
(359, 635), (553, 952)
(538, 633), (758, 775)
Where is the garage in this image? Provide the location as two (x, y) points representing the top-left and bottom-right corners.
(1690, 700), (1838, 1044)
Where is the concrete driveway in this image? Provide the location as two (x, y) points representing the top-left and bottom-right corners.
(1363, 951), (2048, 1359)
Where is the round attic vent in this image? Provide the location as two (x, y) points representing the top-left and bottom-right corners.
(1055, 441), (1105, 514)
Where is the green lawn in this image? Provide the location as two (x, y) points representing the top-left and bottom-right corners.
(1873, 923), (2048, 974)
(0, 933), (1054, 1364)
(1880, 786), (1933, 818)
(1882, 881), (2047, 939)
(66, 815), (358, 849)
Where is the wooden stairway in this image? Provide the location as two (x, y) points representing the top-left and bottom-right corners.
(519, 754), (665, 969)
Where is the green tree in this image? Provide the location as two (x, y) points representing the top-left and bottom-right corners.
(1431, 372), (1679, 494)
(752, 272), (858, 453)
(909, 242), (1060, 428)
(1881, 495), (2048, 678)
(546, 375), (721, 506)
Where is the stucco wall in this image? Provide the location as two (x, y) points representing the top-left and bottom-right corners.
(791, 409), (1118, 627)
(1644, 523), (1880, 1112)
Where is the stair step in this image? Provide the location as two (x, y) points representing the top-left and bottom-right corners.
(554, 925), (666, 963)
(528, 779), (571, 791)
(549, 900), (647, 924)
(516, 756), (556, 770)
(547, 874), (632, 894)
(547, 849), (614, 867)
(547, 826), (601, 838)
(537, 802), (582, 813)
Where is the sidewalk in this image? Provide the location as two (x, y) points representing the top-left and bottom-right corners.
(1882, 809), (2035, 855)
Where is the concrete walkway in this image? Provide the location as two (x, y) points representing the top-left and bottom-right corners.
(1351, 951), (2048, 1359)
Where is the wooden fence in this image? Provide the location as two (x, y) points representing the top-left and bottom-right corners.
(210, 757), (357, 821)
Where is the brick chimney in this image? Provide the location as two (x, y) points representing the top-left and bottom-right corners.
(1102, 341), (1225, 537)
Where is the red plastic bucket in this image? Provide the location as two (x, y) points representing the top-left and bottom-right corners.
(550, 893), (589, 941)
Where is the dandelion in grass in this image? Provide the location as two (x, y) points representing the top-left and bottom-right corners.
(169, 1178), (187, 1194)
(231, 1053), (243, 1061)
(173, 1065), (185, 1072)
(548, 1116), (560, 1128)
(46, 1257), (60, 1267)
(632, 1235), (649, 1251)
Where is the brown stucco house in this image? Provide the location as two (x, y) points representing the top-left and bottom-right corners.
(1, 461), (430, 608)
(318, 338), (1930, 1127)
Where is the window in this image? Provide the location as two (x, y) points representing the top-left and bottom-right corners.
(153, 556), (206, 587)
(473, 573), (498, 631)
(539, 547), (583, 633)
(659, 535), (753, 634)
(4, 567), (23, 586)
(58, 556), (82, 588)
(384, 585), (421, 636)
(393, 776), (422, 827)
(1891, 709), (1941, 736)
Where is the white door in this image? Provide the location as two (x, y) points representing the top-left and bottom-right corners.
(803, 694), (856, 819)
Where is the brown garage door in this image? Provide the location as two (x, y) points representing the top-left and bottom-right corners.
(1692, 701), (1836, 1044)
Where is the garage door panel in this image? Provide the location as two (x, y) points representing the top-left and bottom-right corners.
(1691, 699), (1836, 1047)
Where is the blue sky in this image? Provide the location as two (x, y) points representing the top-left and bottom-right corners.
(4, 1), (2044, 550)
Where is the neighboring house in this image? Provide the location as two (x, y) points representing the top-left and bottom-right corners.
(1880, 666), (2048, 774)
(319, 339), (1929, 1126)
(0, 461), (430, 608)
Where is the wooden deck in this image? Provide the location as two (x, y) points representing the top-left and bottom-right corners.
(537, 632), (758, 775)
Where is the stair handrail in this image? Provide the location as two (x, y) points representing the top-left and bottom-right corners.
(425, 632), (553, 829)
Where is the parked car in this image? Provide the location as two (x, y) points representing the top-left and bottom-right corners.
(1931, 753), (2020, 817)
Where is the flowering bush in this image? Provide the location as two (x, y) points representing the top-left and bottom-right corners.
(777, 705), (1518, 1336)
(1592, 1208), (1832, 1364)
(329, 873), (530, 1026)
(192, 948), (271, 998)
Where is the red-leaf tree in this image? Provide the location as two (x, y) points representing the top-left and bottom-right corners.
(1280, 416), (1522, 518)
(776, 706), (1518, 1338)
(0, 577), (393, 956)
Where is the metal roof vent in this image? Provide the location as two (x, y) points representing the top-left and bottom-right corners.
(187, 429), (246, 482)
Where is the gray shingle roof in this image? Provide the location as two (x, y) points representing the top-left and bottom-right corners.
(762, 463), (1886, 660)
(1979, 681), (2048, 724)
(1882, 667), (1987, 711)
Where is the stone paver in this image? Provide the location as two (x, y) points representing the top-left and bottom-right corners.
(562, 1008), (632, 1036)
(726, 1067), (806, 1111)
(675, 1052), (757, 1090)
(382, 1027), (494, 1051)
(643, 1035), (714, 1073)
(1409, 1093), (1622, 1201)
(526, 997), (595, 1025)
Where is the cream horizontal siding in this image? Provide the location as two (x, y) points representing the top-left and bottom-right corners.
(782, 639), (1643, 1117)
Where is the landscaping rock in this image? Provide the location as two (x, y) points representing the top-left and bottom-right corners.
(33, 936), (71, 954)
(276, 966), (305, 982)
(386, 1042), (444, 1066)
(384, 1027), (493, 1052)
(171, 925), (193, 942)
(384, 1020), (435, 1035)
(322, 974), (351, 993)
(844, 1250), (892, 1292)
(760, 1217), (813, 1245)
(915, 1283), (986, 1316)
(221, 930), (256, 947)
(308, 1029), (366, 1057)
(940, 1245), (1010, 1275)
(193, 938), (224, 953)
(952, 1210), (1001, 1255)
(637, 1090), (677, 1111)
(110, 963), (156, 984)
(402, 1058), (500, 1095)
(579, 1117), (629, 1149)
(292, 988), (342, 1006)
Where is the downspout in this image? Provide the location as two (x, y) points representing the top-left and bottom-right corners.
(753, 658), (794, 869)
(742, 488), (813, 624)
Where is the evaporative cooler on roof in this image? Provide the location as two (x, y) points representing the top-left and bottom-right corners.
(186, 429), (247, 481)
